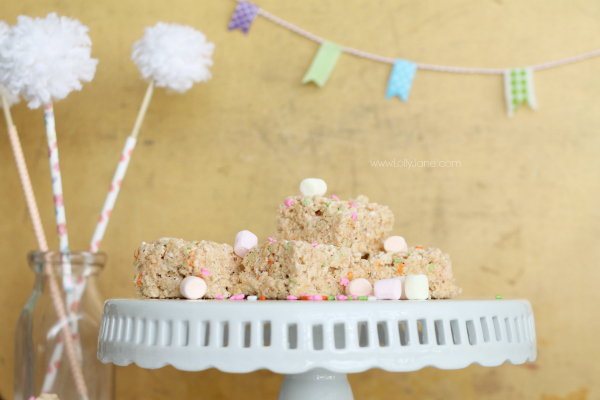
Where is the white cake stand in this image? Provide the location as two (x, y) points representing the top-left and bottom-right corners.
(97, 298), (536, 399)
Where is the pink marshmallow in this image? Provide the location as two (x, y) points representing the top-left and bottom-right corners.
(234, 230), (258, 258)
(286, 295), (298, 300)
(336, 295), (347, 301)
(284, 198), (293, 207)
(384, 236), (408, 253)
(340, 278), (349, 286)
(215, 295), (224, 300)
(373, 278), (402, 300)
(201, 267), (210, 277)
(311, 295), (323, 301)
(267, 237), (277, 242)
(345, 278), (372, 297)
(311, 242), (318, 247)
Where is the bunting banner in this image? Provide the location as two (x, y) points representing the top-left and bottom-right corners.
(301, 41), (343, 87)
(227, 0), (600, 117)
(228, 1), (259, 34)
(504, 68), (537, 117)
(386, 59), (417, 102)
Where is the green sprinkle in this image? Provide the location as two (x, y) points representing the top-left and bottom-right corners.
(358, 296), (368, 300)
(328, 296), (335, 301)
(496, 295), (503, 299)
(192, 241), (199, 245)
(322, 263), (326, 267)
(428, 263), (435, 272)
(347, 297), (354, 301)
(303, 199), (310, 205)
(325, 202), (331, 206)
(393, 259), (400, 264)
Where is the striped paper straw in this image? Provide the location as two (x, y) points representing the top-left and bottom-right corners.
(2, 94), (88, 399)
(88, 136), (137, 252)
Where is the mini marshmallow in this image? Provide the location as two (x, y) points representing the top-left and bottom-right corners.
(373, 278), (402, 300)
(179, 276), (207, 300)
(234, 230), (258, 257)
(384, 236), (408, 253)
(398, 276), (408, 300)
(345, 278), (373, 297)
(405, 275), (429, 300)
(299, 178), (327, 197)
(247, 295), (258, 301)
(367, 296), (377, 301)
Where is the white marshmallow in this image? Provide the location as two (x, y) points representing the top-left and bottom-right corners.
(345, 278), (373, 297)
(398, 276), (408, 300)
(234, 230), (258, 258)
(384, 236), (408, 253)
(179, 276), (207, 300)
(405, 275), (429, 300)
(247, 295), (258, 301)
(299, 178), (327, 197)
(373, 278), (402, 300)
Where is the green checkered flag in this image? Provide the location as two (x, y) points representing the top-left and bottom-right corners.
(504, 68), (537, 117)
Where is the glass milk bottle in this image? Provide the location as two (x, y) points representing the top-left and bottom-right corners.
(14, 251), (115, 400)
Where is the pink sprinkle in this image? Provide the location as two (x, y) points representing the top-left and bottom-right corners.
(286, 295), (298, 300)
(331, 195), (339, 200)
(336, 295), (347, 301)
(290, 240), (295, 242)
(267, 237), (277, 242)
(311, 295), (323, 301)
(284, 198), (293, 207)
(215, 295), (224, 300)
(349, 203), (356, 209)
(351, 213), (357, 221)
(351, 295), (358, 300)
(341, 278), (349, 286)
(201, 268), (210, 277)
(311, 242), (318, 247)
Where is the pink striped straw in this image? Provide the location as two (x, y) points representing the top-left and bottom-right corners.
(2, 95), (88, 399)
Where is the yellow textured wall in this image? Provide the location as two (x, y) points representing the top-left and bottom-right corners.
(1, 0), (598, 399)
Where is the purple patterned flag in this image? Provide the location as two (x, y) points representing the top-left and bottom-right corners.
(228, 1), (259, 34)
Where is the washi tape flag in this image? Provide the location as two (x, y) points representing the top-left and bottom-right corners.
(302, 41), (343, 87)
(386, 58), (417, 102)
(228, 1), (259, 34)
(504, 67), (537, 117)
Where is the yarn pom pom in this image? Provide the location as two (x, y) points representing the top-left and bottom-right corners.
(132, 22), (214, 93)
(0, 13), (98, 109)
(0, 21), (20, 108)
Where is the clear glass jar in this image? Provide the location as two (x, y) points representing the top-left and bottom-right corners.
(14, 251), (115, 400)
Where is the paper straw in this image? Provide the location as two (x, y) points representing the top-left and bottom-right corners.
(2, 94), (88, 399)
(89, 79), (155, 252)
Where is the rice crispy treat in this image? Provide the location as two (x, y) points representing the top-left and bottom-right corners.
(134, 237), (242, 299)
(368, 246), (461, 299)
(236, 240), (371, 299)
(273, 194), (394, 255)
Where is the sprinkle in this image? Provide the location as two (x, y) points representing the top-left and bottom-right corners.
(247, 296), (258, 301)
(311, 242), (318, 247)
(331, 195), (339, 200)
(336, 295), (347, 301)
(286, 295), (298, 300)
(358, 296), (368, 300)
(322, 263), (326, 267)
(201, 268), (210, 277)
(322, 296), (328, 300)
(284, 198), (293, 207)
(260, 296), (266, 301)
(328, 296), (335, 301)
(367, 296), (377, 301)
(348, 271), (354, 280)
(428, 263), (435, 272)
(325, 202), (331, 206)
(267, 237), (277, 242)
(347, 296), (354, 301)
(496, 295), (503, 299)
(301, 296), (310, 301)
(351, 213), (358, 221)
(215, 295), (224, 300)
(349, 203), (356, 209)
(341, 278), (349, 286)
(415, 246), (423, 249)
(311, 295), (323, 301)
(303, 198), (310, 205)
(393, 259), (400, 263)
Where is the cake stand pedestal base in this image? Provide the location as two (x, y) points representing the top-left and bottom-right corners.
(278, 368), (353, 400)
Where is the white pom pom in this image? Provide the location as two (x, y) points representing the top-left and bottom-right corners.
(131, 22), (214, 93)
(0, 21), (20, 108)
(0, 13), (98, 109)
